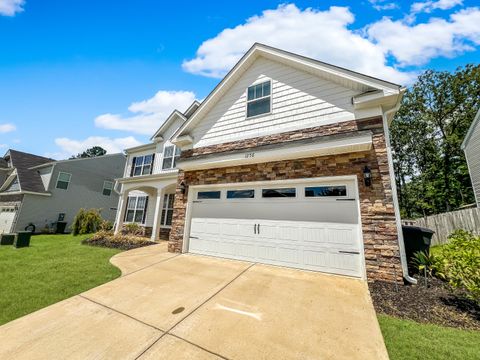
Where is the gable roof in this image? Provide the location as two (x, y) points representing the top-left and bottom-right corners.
(6, 150), (53, 194)
(172, 43), (403, 141)
(461, 108), (480, 150)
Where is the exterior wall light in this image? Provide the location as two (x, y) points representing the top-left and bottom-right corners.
(363, 166), (372, 187)
(179, 180), (187, 195)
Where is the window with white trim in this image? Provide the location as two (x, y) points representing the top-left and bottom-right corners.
(131, 154), (154, 176)
(161, 194), (175, 227)
(124, 196), (148, 224)
(56, 172), (71, 190)
(162, 145), (181, 170)
(102, 181), (114, 196)
(247, 80), (271, 118)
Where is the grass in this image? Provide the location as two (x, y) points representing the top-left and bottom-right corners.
(379, 315), (480, 360)
(0, 234), (122, 326)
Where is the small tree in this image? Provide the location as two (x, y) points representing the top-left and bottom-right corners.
(72, 208), (103, 235)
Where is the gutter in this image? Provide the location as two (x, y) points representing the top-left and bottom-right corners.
(382, 94), (417, 285)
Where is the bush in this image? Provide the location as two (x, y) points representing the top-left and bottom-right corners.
(72, 208), (103, 235)
(99, 220), (113, 232)
(412, 250), (439, 277)
(122, 223), (144, 236)
(83, 231), (154, 250)
(436, 230), (480, 304)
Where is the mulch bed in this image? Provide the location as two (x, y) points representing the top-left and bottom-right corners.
(370, 276), (480, 330)
(82, 236), (156, 251)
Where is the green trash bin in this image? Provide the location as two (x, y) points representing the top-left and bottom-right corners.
(14, 231), (32, 248)
(0, 233), (15, 245)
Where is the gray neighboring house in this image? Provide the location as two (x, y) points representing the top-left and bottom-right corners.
(462, 109), (480, 207)
(0, 150), (126, 233)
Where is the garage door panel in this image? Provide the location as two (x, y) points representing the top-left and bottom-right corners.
(188, 180), (364, 278)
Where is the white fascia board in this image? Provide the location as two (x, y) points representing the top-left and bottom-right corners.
(178, 132), (372, 171)
(124, 143), (157, 154)
(116, 170), (178, 184)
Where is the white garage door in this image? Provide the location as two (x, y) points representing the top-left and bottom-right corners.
(0, 207), (16, 234)
(188, 178), (364, 278)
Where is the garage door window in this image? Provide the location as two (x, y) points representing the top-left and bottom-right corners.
(262, 188), (296, 198)
(227, 189), (254, 199)
(305, 186), (347, 197)
(198, 191), (221, 200)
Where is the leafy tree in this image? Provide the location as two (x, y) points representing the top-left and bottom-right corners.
(391, 64), (480, 218)
(72, 146), (107, 159)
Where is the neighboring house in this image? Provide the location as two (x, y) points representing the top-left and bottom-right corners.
(461, 109), (480, 207)
(115, 43), (411, 283)
(0, 150), (125, 234)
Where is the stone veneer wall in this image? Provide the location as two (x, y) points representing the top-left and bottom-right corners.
(169, 117), (402, 282)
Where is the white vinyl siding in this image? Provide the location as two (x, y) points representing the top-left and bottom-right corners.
(190, 57), (360, 148)
(465, 120), (480, 207)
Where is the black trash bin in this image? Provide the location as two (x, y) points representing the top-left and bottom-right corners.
(0, 233), (15, 245)
(55, 221), (67, 234)
(14, 231), (32, 248)
(402, 225), (435, 269)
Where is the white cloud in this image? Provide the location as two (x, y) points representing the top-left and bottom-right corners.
(182, 4), (480, 85)
(182, 5), (416, 84)
(53, 136), (142, 159)
(367, 7), (480, 66)
(0, 123), (16, 133)
(0, 0), (24, 16)
(95, 90), (196, 135)
(411, 0), (463, 14)
(368, 1), (399, 11)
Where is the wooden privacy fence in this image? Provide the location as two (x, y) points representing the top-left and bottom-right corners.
(412, 207), (480, 246)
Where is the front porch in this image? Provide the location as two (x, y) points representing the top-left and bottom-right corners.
(114, 174), (177, 242)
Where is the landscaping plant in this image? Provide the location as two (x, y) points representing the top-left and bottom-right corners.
(72, 208), (103, 235)
(436, 230), (480, 304)
(83, 230), (154, 250)
(412, 250), (440, 278)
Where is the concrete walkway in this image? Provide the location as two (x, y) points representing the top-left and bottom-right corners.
(0, 243), (389, 360)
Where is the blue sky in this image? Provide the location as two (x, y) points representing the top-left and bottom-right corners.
(0, 0), (479, 158)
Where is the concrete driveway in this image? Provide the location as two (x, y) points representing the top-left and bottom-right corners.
(0, 243), (388, 360)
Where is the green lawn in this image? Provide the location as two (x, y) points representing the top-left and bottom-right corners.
(0, 234), (121, 325)
(379, 315), (480, 360)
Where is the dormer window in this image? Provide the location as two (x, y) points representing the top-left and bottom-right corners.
(162, 145), (181, 170)
(247, 80), (271, 118)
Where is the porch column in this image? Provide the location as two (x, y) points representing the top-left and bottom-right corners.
(150, 189), (163, 241)
(114, 194), (126, 235)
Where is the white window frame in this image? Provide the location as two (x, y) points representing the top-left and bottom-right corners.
(56, 172), (72, 190)
(102, 181), (114, 196)
(124, 196), (148, 224)
(162, 144), (181, 170)
(246, 80), (272, 119)
(132, 154), (154, 176)
(160, 193), (175, 227)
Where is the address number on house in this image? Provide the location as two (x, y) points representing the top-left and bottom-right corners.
(245, 152), (255, 158)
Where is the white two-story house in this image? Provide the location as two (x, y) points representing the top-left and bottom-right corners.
(115, 43), (413, 284)
(114, 101), (200, 241)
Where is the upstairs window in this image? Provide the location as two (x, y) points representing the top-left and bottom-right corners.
(162, 145), (181, 170)
(131, 154), (154, 176)
(247, 80), (271, 118)
(102, 181), (114, 196)
(56, 172), (71, 190)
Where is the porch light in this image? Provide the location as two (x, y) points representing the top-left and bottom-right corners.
(363, 166), (372, 187)
(179, 180), (187, 195)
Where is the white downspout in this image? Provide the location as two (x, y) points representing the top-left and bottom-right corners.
(382, 96), (417, 285)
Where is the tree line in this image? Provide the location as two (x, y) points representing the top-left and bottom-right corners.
(391, 64), (480, 219)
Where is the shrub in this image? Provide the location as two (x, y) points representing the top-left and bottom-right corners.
(412, 250), (440, 277)
(83, 231), (154, 250)
(99, 220), (113, 232)
(436, 230), (480, 303)
(72, 208), (103, 235)
(122, 223), (143, 236)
